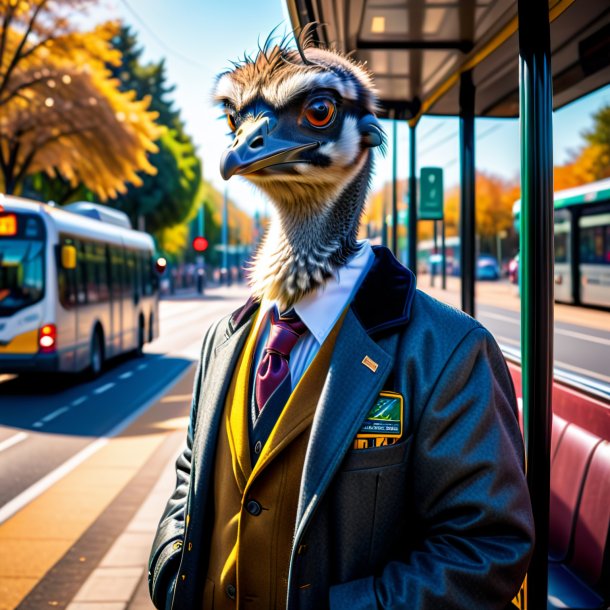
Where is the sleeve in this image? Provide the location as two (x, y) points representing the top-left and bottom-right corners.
(329, 327), (535, 610)
(147, 320), (221, 609)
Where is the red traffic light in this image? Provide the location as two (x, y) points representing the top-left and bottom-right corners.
(155, 257), (167, 274)
(192, 236), (208, 252)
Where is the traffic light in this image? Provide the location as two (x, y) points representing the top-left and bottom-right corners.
(192, 236), (208, 252)
(155, 257), (167, 274)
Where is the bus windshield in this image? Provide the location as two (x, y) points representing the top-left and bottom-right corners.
(0, 239), (45, 316)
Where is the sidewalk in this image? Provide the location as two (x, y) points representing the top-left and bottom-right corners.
(420, 275), (610, 331)
(10, 368), (197, 610)
(66, 444), (178, 610)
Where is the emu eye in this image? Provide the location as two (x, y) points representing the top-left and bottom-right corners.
(303, 98), (336, 128)
(227, 113), (237, 132)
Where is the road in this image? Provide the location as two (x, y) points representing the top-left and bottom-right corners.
(424, 277), (610, 388)
(477, 304), (610, 386)
(0, 285), (249, 610)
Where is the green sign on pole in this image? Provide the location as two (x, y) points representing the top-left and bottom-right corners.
(419, 167), (444, 220)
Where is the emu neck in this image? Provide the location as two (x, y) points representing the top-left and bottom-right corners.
(249, 154), (373, 309)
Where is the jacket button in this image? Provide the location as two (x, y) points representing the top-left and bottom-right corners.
(246, 499), (262, 516)
(226, 583), (236, 600)
(254, 440), (262, 454)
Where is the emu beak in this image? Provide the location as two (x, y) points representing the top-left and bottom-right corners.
(220, 116), (319, 180)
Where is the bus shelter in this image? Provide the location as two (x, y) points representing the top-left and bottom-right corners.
(285, 1), (610, 608)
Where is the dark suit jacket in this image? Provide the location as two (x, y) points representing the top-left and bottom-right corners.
(149, 246), (534, 610)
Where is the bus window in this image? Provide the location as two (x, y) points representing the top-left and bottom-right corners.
(95, 243), (110, 302)
(110, 247), (124, 299)
(142, 251), (153, 296)
(76, 240), (87, 305)
(580, 213), (610, 265)
(0, 239), (45, 316)
(127, 250), (142, 304)
(84, 243), (99, 304)
(124, 249), (134, 297)
(57, 236), (76, 308)
(555, 232), (568, 263)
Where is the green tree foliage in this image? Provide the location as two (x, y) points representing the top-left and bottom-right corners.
(582, 103), (610, 180)
(107, 25), (202, 238)
(0, 4), (160, 198)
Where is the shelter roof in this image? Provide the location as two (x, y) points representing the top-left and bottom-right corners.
(286, 0), (610, 120)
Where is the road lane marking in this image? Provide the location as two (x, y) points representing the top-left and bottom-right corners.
(0, 364), (192, 526)
(497, 335), (520, 347)
(41, 406), (70, 423)
(0, 356), (193, 610)
(555, 328), (610, 347)
(498, 336), (610, 384)
(553, 361), (610, 385)
(481, 311), (519, 325)
(0, 434), (166, 610)
(0, 432), (28, 454)
(160, 394), (192, 403)
(118, 371), (133, 380)
(93, 382), (115, 395)
(482, 310), (610, 346)
(71, 396), (87, 407)
(0, 438), (108, 525)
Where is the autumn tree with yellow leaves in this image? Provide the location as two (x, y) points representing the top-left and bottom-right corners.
(554, 103), (610, 191)
(0, 0), (161, 199)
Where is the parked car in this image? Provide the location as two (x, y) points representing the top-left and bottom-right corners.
(476, 255), (500, 280)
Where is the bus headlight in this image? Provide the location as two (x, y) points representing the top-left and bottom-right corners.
(39, 324), (57, 353)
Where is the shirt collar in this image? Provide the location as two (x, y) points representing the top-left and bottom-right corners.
(260, 241), (375, 345)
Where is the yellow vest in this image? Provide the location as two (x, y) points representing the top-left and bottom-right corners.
(204, 311), (344, 610)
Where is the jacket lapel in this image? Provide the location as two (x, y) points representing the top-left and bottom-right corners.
(295, 308), (394, 528)
(294, 246), (415, 534)
(191, 317), (256, 495)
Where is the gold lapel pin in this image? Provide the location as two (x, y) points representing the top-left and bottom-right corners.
(362, 355), (378, 373)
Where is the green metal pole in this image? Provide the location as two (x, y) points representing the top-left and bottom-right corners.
(518, 0), (554, 607)
(408, 124), (418, 276)
(459, 71), (476, 318)
(392, 119), (398, 256)
(441, 219), (447, 290)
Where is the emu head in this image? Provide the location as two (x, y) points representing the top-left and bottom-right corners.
(213, 30), (385, 307)
(213, 32), (384, 214)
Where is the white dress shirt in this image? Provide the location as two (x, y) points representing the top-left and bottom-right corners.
(252, 241), (375, 391)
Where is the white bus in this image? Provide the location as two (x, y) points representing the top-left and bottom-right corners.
(0, 195), (160, 376)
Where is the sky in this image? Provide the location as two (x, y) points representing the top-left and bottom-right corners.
(87, 0), (610, 216)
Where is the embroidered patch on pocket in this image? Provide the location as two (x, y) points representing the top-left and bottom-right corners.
(352, 391), (403, 450)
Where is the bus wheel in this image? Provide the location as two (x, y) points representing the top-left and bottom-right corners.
(89, 330), (104, 378)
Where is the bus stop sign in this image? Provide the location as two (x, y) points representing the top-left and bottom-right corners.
(419, 167), (444, 220)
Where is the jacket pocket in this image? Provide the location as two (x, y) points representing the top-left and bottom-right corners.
(341, 435), (411, 471)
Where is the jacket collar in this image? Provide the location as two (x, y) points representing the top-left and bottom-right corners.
(227, 245), (416, 338)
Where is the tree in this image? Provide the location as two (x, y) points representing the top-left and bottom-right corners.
(553, 103), (610, 190)
(106, 26), (202, 235)
(583, 103), (610, 180)
(0, 1), (161, 198)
